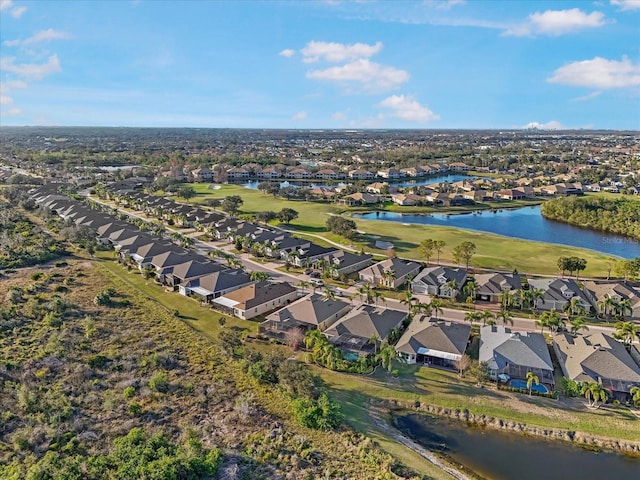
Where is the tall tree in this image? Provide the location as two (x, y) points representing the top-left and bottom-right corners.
(453, 241), (476, 271)
(221, 195), (244, 216)
(277, 208), (299, 225)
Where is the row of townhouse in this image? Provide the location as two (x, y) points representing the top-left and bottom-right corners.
(409, 267), (640, 319)
(31, 185), (260, 304)
(160, 162), (468, 183)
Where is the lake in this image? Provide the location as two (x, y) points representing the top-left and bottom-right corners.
(355, 206), (640, 258)
(242, 173), (474, 190)
(396, 413), (640, 480)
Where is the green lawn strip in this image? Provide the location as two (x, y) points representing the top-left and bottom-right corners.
(317, 361), (640, 442)
(94, 252), (253, 342)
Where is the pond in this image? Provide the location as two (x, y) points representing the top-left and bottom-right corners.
(354, 206), (640, 258)
(396, 413), (640, 480)
(241, 173), (475, 190)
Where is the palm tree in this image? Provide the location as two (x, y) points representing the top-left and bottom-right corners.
(496, 309), (513, 326)
(526, 371), (540, 396)
(529, 288), (545, 313)
(631, 386), (640, 407)
(226, 256), (242, 269)
(297, 280), (311, 293)
(381, 269), (396, 288)
(563, 296), (586, 318)
(430, 298), (444, 320)
(378, 344), (397, 372)
(250, 271), (269, 282)
(445, 280), (458, 299)
(463, 279), (479, 304)
(369, 334), (380, 355)
(597, 296), (618, 321)
(615, 298), (633, 319)
(357, 283), (375, 305)
(498, 290), (515, 310)
(538, 309), (562, 333)
(464, 311), (480, 325)
(613, 321), (639, 346)
(580, 381), (609, 408)
(569, 317), (589, 336)
(400, 290), (419, 315)
(479, 310), (495, 326)
(304, 329), (326, 350)
(323, 287), (336, 300)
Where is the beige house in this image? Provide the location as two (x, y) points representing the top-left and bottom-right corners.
(213, 281), (299, 320)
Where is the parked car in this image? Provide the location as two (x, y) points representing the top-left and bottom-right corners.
(310, 278), (324, 287)
(304, 268), (313, 275)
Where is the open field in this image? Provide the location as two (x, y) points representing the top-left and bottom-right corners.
(185, 183), (618, 277)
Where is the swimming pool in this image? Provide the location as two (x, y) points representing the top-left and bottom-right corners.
(343, 352), (359, 362)
(509, 379), (549, 394)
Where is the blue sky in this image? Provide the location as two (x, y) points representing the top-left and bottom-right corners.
(1, 0), (639, 129)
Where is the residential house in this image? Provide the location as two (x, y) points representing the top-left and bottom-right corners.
(496, 189), (526, 201)
(479, 325), (555, 388)
(164, 259), (228, 287)
(180, 269), (253, 301)
(348, 169), (374, 180)
(553, 331), (640, 402)
(527, 278), (591, 312)
(129, 241), (180, 271)
(285, 243), (340, 268)
(359, 258), (422, 289)
(191, 168), (213, 182)
(411, 266), (467, 298)
(323, 305), (407, 357)
(260, 293), (351, 339)
(391, 193), (424, 206)
(212, 281), (299, 320)
(582, 281), (640, 319)
(337, 192), (381, 206)
(312, 250), (374, 277)
(474, 273), (522, 302)
(396, 317), (472, 367)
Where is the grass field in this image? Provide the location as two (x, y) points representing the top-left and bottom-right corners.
(184, 183), (618, 277)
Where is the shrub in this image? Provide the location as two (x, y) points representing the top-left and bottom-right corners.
(123, 386), (136, 399)
(292, 392), (342, 431)
(149, 371), (169, 392)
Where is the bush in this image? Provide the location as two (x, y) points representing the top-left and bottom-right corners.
(148, 371), (169, 392)
(292, 392), (342, 431)
(123, 386), (136, 399)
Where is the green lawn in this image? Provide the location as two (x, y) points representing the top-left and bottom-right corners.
(94, 251), (258, 342)
(184, 183), (617, 276)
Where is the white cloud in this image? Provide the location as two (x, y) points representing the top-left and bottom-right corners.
(425, 0), (466, 10)
(0, 80), (27, 95)
(0, 54), (61, 80)
(610, 0), (640, 11)
(11, 5), (25, 17)
(0, 95), (14, 105)
(4, 107), (22, 116)
(292, 111), (307, 120)
(301, 40), (383, 63)
(307, 59), (409, 93)
(548, 56), (640, 89)
(571, 91), (602, 102)
(505, 9), (606, 36)
(4, 29), (72, 47)
(279, 48), (295, 58)
(0, 0), (13, 11)
(332, 111), (347, 121)
(524, 120), (567, 130)
(377, 94), (439, 123)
